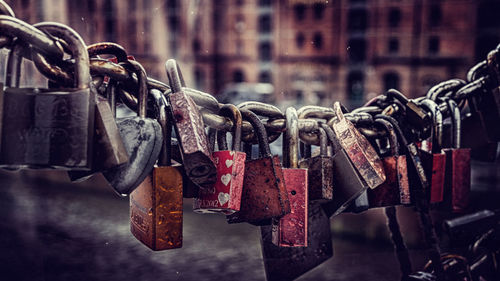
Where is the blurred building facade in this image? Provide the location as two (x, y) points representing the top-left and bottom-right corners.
(5, 0), (500, 109)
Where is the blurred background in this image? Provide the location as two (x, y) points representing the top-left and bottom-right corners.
(1, 0), (500, 280)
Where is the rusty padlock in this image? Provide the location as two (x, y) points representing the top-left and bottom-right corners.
(261, 202), (333, 281)
(226, 109), (290, 226)
(368, 117), (411, 208)
(330, 102), (386, 189)
(129, 90), (183, 250)
(298, 125), (333, 202)
(193, 104), (246, 214)
(319, 123), (367, 217)
(165, 59), (217, 189)
(418, 99), (446, 204)
(442, 99), (471, 213)
(272, 107), (308, 247)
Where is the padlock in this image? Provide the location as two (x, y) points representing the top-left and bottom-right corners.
(368, 117), (411, 208)
(298, 124), (333, 202)
(418, 99), (446, 204)
(318, 123), (367, 217)
(102, 60), (163, 195)
(386, 89), (432, 139)
(193, 104), (246, 214)
(226, 108), (290, 226)
(442, 99), (471, 213)
(1, 23), (95, 170)
(165, 59), (217, 189)
(330, 102), (386, 189)
(261, 202), (333, 281)
(272, 107), (308, 247)
(130, 90), (183, 250)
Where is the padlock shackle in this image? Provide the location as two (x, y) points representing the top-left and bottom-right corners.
(120, 60), (148, 118)
(165, 59), (186, 93)
(106, 81), (117, 117)
(0, 15), (64, 60)
(208, 127), (217, 152)
(240, 109), (272, 158)
(5, 39), (24, 88)
(375, 118), (399, 157)
(87, 42), (128, 62)
(386, 88), (409, 104)
(420, 99), (443, 153)
(238, 101), (284, 119)
(217, 104), (243, 152)
(318, 127), (328, 157)
(446, 99), (461, 149)
(319, 123), (342, 154)
(0, 1), (14, 17)
(34, 22), (91, 90)
(151, 89), (171, 166)
(285, 107), (299, 168)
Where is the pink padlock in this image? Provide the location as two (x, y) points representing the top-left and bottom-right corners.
(193, 105), (246, 214)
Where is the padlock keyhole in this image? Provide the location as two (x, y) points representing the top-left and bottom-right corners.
(291, 190), (296, 196)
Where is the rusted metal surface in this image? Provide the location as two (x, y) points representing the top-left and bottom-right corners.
(226, 156), (290, 225)
(272, 168), (308, 247)
(130, 166), (183, 251)
(261, 202), (333, 281)
(368, 155), (410, 207)
(331, 102), (386, 189)
(420, 150), (446, 203)
(444, 148), (471, 213)
(398, 156), (411, 204)
(193, 150), (246, 214)
(169, 88), (216, 189)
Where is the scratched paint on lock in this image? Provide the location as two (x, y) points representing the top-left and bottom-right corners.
(193, 151), (246, 214)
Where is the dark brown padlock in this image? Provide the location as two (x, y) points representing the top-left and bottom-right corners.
(1, 24), (95, 170)
(165, 59), (217, 189)
(226, 109), (290, 226)
(368, 118), (411, 208)
(442, 99), (471, 213)
(298, 125), (333, 202)
(130, 90), (183, 250)
(419, 99), (446, 204)
(330, 102), (386, 190)
(272, 107), (308, 247)
(319, 123), (367, 217)
(261, 202), (333, 281)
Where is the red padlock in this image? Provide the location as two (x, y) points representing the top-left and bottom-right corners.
(272, 107), (308, 247)
(193, 105), (246, 214)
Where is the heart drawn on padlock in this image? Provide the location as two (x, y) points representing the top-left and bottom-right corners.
(218, 192), (230, 206)
(225, 159), (234, 168)
(221, 174), (232, 186)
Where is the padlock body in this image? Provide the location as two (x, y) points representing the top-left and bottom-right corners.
(368, 155), (410, 208)
(261, 202), (333, 281)
(169, 91), (216, 188)
(272, 168), (308, 247)
(443, 148), (471, 213)
(420, 150), (446, 203)
(299, 156), (333, 201)
(0, 88), (94, 170)
(103, 116), (163, 195)
(130, 165), (183, 250)
(321, 149), (367, 217)
(468, 86), (500, 142)
(193, 150), (246, 214)
(227, 155), (290, 225)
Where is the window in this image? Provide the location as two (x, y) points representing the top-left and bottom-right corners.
(293, 4), (306, 21)
(313, 32), (323, 50)
(259, 0), (271, 6)
(388, 8), (401, 28)
(388, 37), (399, 53)
(347, 71), (364, 101)
(233, 69), (245, 82)
(259, 42), (272, 61)
(258, 14), (272, 33)
(103, 0), (115, 41)
(194, 68), (205, 89)
(236, 0), (244, 6)
(259, 71), (272, 83)
(192, 38), (201, 53)
(428, 36), (440, 54)
(383, 72), (400, 91)
(429, 4), (442, 27)
(348, 38), (366, 62)
(296, 32), (305, 49)
(348, 9), (367, 32)
(313, 3), (325, 20)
